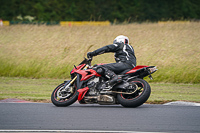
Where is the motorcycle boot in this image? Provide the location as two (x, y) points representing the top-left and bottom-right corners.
(104, 68), (122, 87)
(96, 66), (122, 90)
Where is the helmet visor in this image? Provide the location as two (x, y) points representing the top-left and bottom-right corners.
(113, 39), (117, 44)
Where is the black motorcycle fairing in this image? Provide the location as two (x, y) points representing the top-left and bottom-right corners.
(76, 74), (84, 90)
(112, 81), (130, 91)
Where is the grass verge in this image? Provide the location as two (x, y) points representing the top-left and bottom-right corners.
(0, 23), (200, 83)
(0, 77), (199, 104)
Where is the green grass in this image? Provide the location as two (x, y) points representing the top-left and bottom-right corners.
(0, 77), (63, 102)
(0, 23), (200, 83)
(148, 83), (200, 103)
(0, 77), (199, 103)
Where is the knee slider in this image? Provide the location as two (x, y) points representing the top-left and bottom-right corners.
(96, 67), (105, 75)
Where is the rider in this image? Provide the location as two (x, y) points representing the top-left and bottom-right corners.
(87, 35), (136, 87)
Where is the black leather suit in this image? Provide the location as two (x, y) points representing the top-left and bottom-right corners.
(91, 42), (136, 74)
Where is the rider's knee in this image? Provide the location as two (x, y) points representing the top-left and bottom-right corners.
(96, 66), (105, 75)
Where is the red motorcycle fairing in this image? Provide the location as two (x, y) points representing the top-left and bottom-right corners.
(96, 63), (106, 66)
(126, 65), (149, 74)
(75, 69), (101, 81)
(77, 87), (89, 101)
(70, 63), (101, 101)
(71, 64), (101, 81)
(70, 64), (85, 74)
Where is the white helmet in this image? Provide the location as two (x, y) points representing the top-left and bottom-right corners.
(113, 35), (129, 45)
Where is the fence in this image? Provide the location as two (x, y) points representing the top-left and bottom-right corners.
(60, 21), (110, 26)
(0, 21), (110, 26)
(1, 21), (10, 26)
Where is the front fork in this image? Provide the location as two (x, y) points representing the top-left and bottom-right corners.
(63, 73), (89, 101)
(63, 76), (77, 93)
(64, 64), (89, 91)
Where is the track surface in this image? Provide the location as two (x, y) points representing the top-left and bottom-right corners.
(0, 102), (200, 133)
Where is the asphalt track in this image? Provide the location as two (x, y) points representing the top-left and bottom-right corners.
(0, 101), (200, 133)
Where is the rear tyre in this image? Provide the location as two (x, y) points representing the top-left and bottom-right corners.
(51, 81), (78, 107)
(117, 78), (151, 108)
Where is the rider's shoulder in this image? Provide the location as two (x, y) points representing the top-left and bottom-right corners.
(112, 42), (124, 47)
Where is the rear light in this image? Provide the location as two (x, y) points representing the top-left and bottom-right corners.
(148, 66), (158, 74)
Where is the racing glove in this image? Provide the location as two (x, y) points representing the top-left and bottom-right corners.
(87, 52), (95, 58)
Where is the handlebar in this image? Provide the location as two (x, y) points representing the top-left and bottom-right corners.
(87, 57), (93, 61)
(79, 57), (93, 66)
(87, 57), (93, 66)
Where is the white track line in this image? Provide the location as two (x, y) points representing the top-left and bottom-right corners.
(163, 101), (200, 106)
(0, 130), (168, 133)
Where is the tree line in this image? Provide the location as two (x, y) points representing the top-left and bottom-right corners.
(0, 0), (200, 23)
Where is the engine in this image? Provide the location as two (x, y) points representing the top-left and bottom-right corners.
(87, 77), (100, 96)
(83, 77), (116, 105)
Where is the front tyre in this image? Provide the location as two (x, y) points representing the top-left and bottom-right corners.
(117, 78), (151, 108)
(51, 81), (78, 107)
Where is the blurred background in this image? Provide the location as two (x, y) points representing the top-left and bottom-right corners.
(0, 0), (200, 102)
(0, 0), (199, 83)
(0, 0), (200, 23)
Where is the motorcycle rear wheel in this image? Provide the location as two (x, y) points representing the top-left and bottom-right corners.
(51, 81), (78, 107)
(117, 78), (151, 108)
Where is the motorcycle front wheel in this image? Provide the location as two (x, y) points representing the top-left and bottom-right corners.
(117, 78), (151, 108)
(51, 80), (78, 107)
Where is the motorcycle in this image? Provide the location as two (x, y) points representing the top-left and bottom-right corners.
(51, 58), (157, 108)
